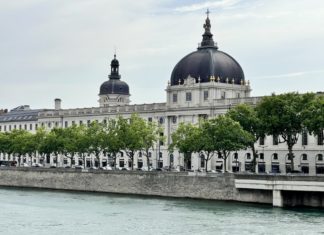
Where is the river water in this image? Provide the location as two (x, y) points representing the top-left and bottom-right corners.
(0, 188), (323, 235)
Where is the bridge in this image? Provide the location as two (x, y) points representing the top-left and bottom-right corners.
(235, 174), (324, 207)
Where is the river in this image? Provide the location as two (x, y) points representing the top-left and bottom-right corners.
(0, 187), (323, 235)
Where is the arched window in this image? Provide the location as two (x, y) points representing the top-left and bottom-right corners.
(272, 153), (278, 161)
(246, 153), (251, 160)
(301, 154), (307, 161)
(317, 154), (323, 161)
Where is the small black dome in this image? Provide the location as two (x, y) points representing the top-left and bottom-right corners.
(100, 80), (129, 95)
(170, 48), (244, 85)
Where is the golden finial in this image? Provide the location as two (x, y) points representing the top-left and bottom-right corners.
(178, 79), (181, 85)
(226, 77), (229, 83)
(217, 76), (220, 82)
(232, 78), (235, 84)
(198, 76), (201, 83)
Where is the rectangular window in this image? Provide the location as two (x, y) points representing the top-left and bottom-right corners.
(35, 124), (38, 130)
(79, 120), (83, 125)
(318, 131), (324, 145)
(186, 92), (192, 101)
(24, 124), (27, 130)
(203, 90), (208, 101)
(48, 122), (51, 128)
(221, 91), (226, 99)
(72, 121), (75, 126)
(65, 121), (68, 128)
(159, 133), (164, 146)
(4, 126), (6, 131)
(273, 135), (279, 145)
(236, 93), (241, 98)
(172, 94), (178, 103)
(30, 124), (33, 131)
(302, 131), (308, 146)
(148, 117), (152, 122)
(259, 153), (264, 160)
(259, 137), (265, 145)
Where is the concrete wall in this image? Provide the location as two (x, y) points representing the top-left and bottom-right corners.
(0, 169), (322, 208)
(0, 168), (237, 201)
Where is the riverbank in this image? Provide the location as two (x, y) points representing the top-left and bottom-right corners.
(0, 168), (323, 208)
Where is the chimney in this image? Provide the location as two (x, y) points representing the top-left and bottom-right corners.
(54, 98), (62, 110)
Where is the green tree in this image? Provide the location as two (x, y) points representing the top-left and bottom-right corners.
(0, 132), (12, 162)
(118, 114), (146, 170)
(140, 120), (163, 170)
(169, 122), (200, 170)
(227, 104), (265, 172)
(207, 116), (253, 172)
(9, 130), (32, 167)
(304, 95), (324, 141)
(257, 92), (315, 171)
(86, 121), (105, 168)
(102, 118), (123, 169)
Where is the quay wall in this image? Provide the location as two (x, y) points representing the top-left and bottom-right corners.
(4, 168), (324, 207)
(0, 168), (272, 204)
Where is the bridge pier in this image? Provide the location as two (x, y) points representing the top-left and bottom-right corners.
(272, 190), (283, 207)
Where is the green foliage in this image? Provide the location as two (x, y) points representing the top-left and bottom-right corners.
(256, 92), (316, 170)
(304, 95), (324, 136)
(227, 104), (265, 172)
(170, 122), (201, 169)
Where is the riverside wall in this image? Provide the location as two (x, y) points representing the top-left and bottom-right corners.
(0, 168), (296, 206)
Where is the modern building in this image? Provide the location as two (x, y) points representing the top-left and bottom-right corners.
(1, 14), (323, 174)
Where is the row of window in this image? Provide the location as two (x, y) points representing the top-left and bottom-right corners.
(172, 91), (241, 103)
(259, 132), (324, 146)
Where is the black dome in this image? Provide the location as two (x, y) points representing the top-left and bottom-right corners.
(170, 13), (244, 86)
(170, 48), (244, 85)
(100, 80), (129, 95)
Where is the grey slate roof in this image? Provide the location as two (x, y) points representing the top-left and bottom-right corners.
(0, 108), (46, 123)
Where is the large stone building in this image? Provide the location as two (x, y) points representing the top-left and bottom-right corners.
(1, 14), (323, 175)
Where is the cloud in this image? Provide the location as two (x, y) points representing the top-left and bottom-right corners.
(174, 0), (241, 13)
(253, 70), (324, 80)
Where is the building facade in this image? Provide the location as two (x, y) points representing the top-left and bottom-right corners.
(1, 15), (323, 174)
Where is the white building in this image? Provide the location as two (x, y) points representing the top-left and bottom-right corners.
(1, 14), (323, 175)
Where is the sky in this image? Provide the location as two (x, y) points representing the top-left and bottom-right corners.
(1, 0), (324, 110)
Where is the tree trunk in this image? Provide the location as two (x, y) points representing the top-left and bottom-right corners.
(251, 144), (257, 173)
(130, 152), (134, 170)
(288, 144), (294, 172)
(146, 150), (150, 170)
(222, 151), (227, 173)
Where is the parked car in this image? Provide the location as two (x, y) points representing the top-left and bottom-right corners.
(32, 163), (43, 167)
(49, 165), (57, 168)
(100, 166), (113, 170)
(22, 163), (29, 167)
(75, 165), (84, 169)
(119, 167), (129, 171)
(141, 167), (150, 171)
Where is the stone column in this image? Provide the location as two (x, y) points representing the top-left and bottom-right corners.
(273, 190), (283, 207)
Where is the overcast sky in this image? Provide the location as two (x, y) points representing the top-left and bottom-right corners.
(1, 0), (324, 110)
